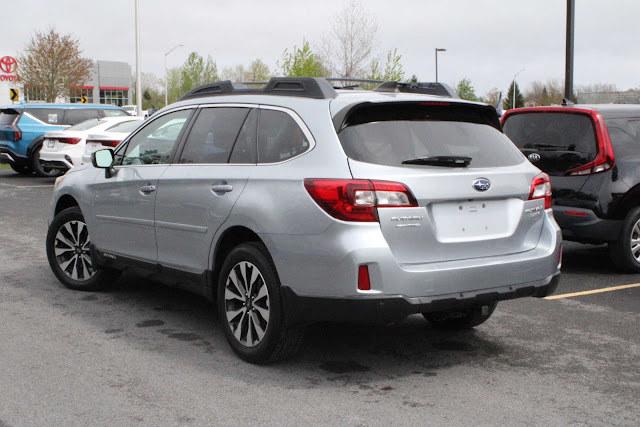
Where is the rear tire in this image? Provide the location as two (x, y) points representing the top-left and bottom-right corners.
(31, 146), (63, 178)
(423, 301), (497, 330)
(9, 161), (32, 175)
(217, 242), (305, 364)
(609, 207), (640, 273)
(46, 206), (118, 291)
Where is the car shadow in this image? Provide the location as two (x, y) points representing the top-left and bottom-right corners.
(560, 242), (622, 275)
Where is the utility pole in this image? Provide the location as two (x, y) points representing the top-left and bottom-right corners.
(565, 0), (575, 101)
(135, 0), (142, 116)
(435, 48), (446, 82)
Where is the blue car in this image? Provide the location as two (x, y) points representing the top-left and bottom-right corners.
(0, 103), (129, 177)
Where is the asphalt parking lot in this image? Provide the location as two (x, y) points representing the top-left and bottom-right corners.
(0, 167), (638, 426)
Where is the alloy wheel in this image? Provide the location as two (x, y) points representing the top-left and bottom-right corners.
(54, 220), (96, 281)
(224, 261), (270, 347)
(631, 219), (640, 262)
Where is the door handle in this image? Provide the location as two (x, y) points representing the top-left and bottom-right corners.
(139, 185), (156, 194)
(211, 184), (233, 194)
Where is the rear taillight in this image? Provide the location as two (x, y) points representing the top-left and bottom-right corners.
(53, 137), (82, 145)
(10, 125), (21, 141)
(529, 172), (552, 209)
(87, 139), (120, 147)
(567, 110), (614, 176)
(304, 179), (418, 222)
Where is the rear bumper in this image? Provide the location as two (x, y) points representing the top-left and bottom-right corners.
(0, 146), (25, 164)
(282, 273), (560, 325)
(39, 150), (76, 170)
(553, 206), (621, 243)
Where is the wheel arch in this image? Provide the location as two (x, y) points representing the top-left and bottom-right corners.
(26, 135), (45, 162)
(54, 194), (80, 216)
(611, 183), (640, 220)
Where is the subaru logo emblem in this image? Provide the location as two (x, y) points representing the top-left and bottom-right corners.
(528, 153), (541, 162)
(472, 178), (491, 192)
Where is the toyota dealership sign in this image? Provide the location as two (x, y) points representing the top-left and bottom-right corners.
(0, 56), (20, 82)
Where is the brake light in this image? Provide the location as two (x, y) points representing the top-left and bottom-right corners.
(304, 179), (418, 222)
(52, 137), (82, 145)
(566, 111), (614, 176)
(10, 124), (21, 141)
(529, 173), (552, 209)
(87, 139), (120, 147)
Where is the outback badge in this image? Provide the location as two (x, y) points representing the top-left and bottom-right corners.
(472, 178), (491, 192)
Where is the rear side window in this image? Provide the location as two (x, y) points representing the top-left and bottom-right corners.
(103, 109), (129, 117)
(258, 109), (310, 163)
(179, 107), (249, 164)
(0, 111), (19, 125)
(24, 108), (63, 124)
(229, 108), (258, 164)
(64, 109), (99, 125)
(338, 103), (523, 168)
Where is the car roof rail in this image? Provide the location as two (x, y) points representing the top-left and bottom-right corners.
(374, 81), (459, 98)
(326, 78), (386, 89)
(178, 77), (337, 101)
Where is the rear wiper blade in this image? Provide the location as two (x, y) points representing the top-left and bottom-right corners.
(533, 143), (564, 150)
(402, 156), (472, 167)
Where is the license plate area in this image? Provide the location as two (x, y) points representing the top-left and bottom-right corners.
(46, 140), (55, 148)
(431, 199), (515, 242)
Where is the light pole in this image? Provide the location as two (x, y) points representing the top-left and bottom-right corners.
(164, 44), (183, 107)
(512, 68), (525, 109)
(435, 48), (446, 82)
(134, 0), (142, 116)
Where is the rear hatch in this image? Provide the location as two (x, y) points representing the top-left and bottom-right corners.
(336, 101), (545, 264)
(501, 108), (612, 198)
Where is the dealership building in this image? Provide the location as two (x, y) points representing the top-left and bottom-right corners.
(0, 52), (132, 106)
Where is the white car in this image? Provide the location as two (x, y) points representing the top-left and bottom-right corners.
(39, 116), (144, 172)
(82, 119), (145, 163)
(121, 105), (138, 116)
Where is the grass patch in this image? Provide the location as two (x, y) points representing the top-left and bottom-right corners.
(0, 164), (9, 169)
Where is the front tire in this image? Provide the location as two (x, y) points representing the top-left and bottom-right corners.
(609, 207), (640, 273)
(217, 242), (304, 364)
(46, 206), (118, 291)
(423, 301), (497, 330)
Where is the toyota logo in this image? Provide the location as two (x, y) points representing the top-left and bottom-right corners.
(528, 153), (541, 162)
(472, 178), (491, 192)
(0, 56), (17, 74)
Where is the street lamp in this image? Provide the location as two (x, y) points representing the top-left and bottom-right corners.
(165, 44), (183, 107)
(135, 0), (142, 116)
(435, 48), (446, 82)
(512, 68), (525, 109)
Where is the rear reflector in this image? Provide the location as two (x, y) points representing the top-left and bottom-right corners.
(528, 173), (552, 209)
(565, 210), (588, 217)
(304, 179), (418, 222)
(358, 265), (371, 291)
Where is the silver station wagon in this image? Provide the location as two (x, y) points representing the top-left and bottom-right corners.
(46, 78), (562, 363)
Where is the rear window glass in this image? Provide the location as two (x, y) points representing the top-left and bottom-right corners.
(338, 103), (523, 168)
(0, 111), (18, 125)
(103, 109), (129, 117)
(24, 108), (63, 124)
(66, 118), (102, 131)
(106, 120), (141, 133)
(503, 113), (597, 156)
(258, 109), (310, 163)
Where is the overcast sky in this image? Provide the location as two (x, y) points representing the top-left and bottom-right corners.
(3, 0), (639, 97)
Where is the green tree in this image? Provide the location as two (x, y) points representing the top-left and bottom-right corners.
(456, 78), (479, 102)
(279, 40), (325, 77)
(166, 67), (183, 104)
(17, 28), (93, 102)
(504, 80), (525, 109)
(245, 59), (271, 81)
(180, 52), (218, 95)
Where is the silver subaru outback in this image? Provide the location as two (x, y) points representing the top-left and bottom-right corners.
(46, 78), (561, 363)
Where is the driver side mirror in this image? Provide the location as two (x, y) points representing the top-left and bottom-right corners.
(91, 149), (116, 178)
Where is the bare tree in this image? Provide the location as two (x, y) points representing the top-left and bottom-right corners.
(17, 28), (93, 103)
(321, 0), (378, 78)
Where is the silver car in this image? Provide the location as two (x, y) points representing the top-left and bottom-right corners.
(46, 78), (562, 363)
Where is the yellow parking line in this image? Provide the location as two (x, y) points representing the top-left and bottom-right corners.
(545, 283), (640, 300)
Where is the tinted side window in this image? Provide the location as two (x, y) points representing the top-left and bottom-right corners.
(179, 108), (249, 164)
(229, 109), (257, 164)
(24, 108), (63, 124)
(65, 109), (100, 125)
(118, 109), (191, 166)
(258, 109), (310, 163)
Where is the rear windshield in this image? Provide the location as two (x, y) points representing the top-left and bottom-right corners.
(338, 103), (524, 168)
(66, 118), (102, 131)
(106, 120), (141, 133)
(503, 112), (597, 156)
(0, 111), (18, 125)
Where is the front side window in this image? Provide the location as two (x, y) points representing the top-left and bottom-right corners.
(179, 107), (250, 164)
(118, 109), (191, 166)
(64, 109), (99, 125)
(258, 109), (310, 163)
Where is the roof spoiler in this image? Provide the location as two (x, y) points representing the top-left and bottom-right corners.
(374, 81), (458, 98)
